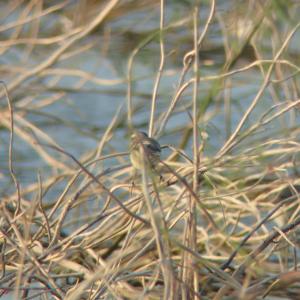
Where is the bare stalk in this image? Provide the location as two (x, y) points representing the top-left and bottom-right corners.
(149, 0), (165, 137)
(1, 81), (21, 214)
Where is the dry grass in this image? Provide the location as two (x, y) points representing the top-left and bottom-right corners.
(1, 0), (300, 299)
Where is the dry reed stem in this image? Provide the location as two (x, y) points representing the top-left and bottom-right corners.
(1, 1), (300, 299)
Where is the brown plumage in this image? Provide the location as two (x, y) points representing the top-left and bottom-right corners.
(130, 131), (161, 171)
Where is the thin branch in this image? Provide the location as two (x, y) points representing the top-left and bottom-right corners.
(149, 0), (165, 137)
(0, 81), (21, 214)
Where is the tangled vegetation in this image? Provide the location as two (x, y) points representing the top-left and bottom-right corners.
(0, 1), (300, 299)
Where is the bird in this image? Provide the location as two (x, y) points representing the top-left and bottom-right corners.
(130, 131), (161, 172)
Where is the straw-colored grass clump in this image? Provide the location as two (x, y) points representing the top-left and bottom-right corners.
(0, 1), (300, 299)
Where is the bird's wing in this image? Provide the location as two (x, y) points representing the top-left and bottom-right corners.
(144, 138), (161, 153)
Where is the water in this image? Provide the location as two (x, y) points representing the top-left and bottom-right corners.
(0, 1), (299, 190)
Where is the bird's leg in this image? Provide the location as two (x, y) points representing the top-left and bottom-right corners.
(130, 181), (135, 196)
(154, 164), (164, 184)
(159, 175), (164, 184)
(130, 169), (137, 196)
